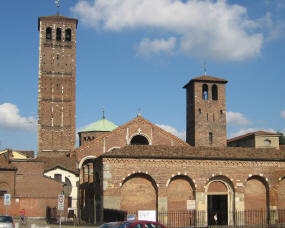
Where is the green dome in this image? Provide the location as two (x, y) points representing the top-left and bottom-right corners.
(81, 118), (118, 132)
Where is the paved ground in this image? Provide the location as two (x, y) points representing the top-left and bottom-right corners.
(14, 219), (97, 228)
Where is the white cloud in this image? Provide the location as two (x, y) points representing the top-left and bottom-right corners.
(281, 110), (285, 119)
(226, 111), (252, 126)
(71, 0), (273, 60)
(0, 103), (37, 131)
(136, 37), (176, 56)
(156, 124), (186, 141)
(229, 127), (276, 138)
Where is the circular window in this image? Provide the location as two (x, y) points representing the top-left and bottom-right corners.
(264, 139), (271, 145)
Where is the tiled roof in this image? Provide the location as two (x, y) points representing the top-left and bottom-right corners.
(183, 75), (228, 88)
(102, 145), (285, 161)
(76, 115), (189, 153)
(227, 131), (282, 143)
(35, 155), (78, 174)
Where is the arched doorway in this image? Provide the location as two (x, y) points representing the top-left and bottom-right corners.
(120, 173), (157, 212)
(206, 176), (235, 226)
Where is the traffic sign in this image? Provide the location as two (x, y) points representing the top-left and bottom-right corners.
(58, 194), (64, 211)
(4, 194), (11, 206)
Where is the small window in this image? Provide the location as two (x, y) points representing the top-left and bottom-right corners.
(202, 84), (208, 100)
(212, 84), (218, 100)
(54, 174), (62, 182)
(209, 132), (213, 144)
(198, 108), (201, 114)
(65, 29), (72, 41)
(46, 27), (52, 40)
(56, 28), (62, 41)
(68, 196), (72, 207)
(220, 110), (223, 115)
(264, 139), (271, 145)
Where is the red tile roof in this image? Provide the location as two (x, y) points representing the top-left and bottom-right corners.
(227, 131), (282, 143)
(102, 145), (285, 161)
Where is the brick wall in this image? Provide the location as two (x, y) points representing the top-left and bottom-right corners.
(38, 16), (77, 155)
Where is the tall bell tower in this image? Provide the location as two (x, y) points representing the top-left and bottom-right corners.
(184, 75), (228, 147)
(37, 14), (78, 155)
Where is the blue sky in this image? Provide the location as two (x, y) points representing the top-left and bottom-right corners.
(0, 0), (285, 153)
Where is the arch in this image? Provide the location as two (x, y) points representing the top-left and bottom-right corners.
(244, 175), (269, 225)
(120, 173), (158, 211)
(212, 84), (218, 100)
(56, 28), (62, 41)
(107, 146), (120, 152)
(202, 84), (208, 100)
(78, 156), (97, 169)
(129, 134), (150, 145)
(46, 27), (52, 40)
(0, 182), (9, 196)
(167, 175), (196, 210)
(65, 29), (72, 41)
(205, 175), (235, 226)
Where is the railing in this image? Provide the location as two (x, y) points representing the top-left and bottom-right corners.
(123, 209), (285, 227)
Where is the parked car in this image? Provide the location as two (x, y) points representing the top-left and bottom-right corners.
(114, 220), (167, 228)
(0, 215), (14, 228)
(98, 221), (121, 228)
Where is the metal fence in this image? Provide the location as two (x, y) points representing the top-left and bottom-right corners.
(124, 209), (285, 228)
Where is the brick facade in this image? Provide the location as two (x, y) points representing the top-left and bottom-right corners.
(184, 76), (227, 147)
(38, 15), (78, 155)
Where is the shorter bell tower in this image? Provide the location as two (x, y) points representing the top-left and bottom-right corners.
(184, 75), (228, 147)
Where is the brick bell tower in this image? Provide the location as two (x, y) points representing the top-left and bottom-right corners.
(183, 75), (228, 147)
(37, 15), (78, 155)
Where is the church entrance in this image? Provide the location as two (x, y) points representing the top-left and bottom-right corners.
(207, 195), (228, 225)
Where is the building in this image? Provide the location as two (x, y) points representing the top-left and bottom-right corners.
(76, 76), (285, 226)
(37, 14), (78, 155)
(227, 131), (282, 149)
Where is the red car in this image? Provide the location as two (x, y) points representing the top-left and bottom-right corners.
(114, 220), (167, 228)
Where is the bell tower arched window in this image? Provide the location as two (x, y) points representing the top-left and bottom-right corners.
(65, 29), (71, 41)
(212, 84), (218, 100)
(202, 84), (208, 100)
(56, 28), (62, 41)
(46, 27), (52, 40)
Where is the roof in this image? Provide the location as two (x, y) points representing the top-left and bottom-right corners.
(183, 75), (228, 88)
(227, 131), (282, 143)
(79, 118), (118, 133)
(102, 145), (285, 161)
(76, 115), (189, 154)
(0, 149), (34, 159)
(35, 155), (78, 174)
(38, 14), (78, 30)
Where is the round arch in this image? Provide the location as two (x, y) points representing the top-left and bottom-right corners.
(0, 182), (10, 195)
(78, 156), (97, 169)
(120, 172), (158, 211)
(128, 133), (151, 145)
(245, 175), (270, 225)
(205, 175), (235, 226)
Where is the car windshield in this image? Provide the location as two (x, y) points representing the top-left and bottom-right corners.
(0, 216), (12, 223)
(99, 222), (119, 228)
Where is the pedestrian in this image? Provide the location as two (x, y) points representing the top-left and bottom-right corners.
(20, 208), (26, 224)
(213, 212), (218, 225)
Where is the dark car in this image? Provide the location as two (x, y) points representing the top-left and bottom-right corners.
(0, 215), (14, 228)
(114, 220), (167, 228)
